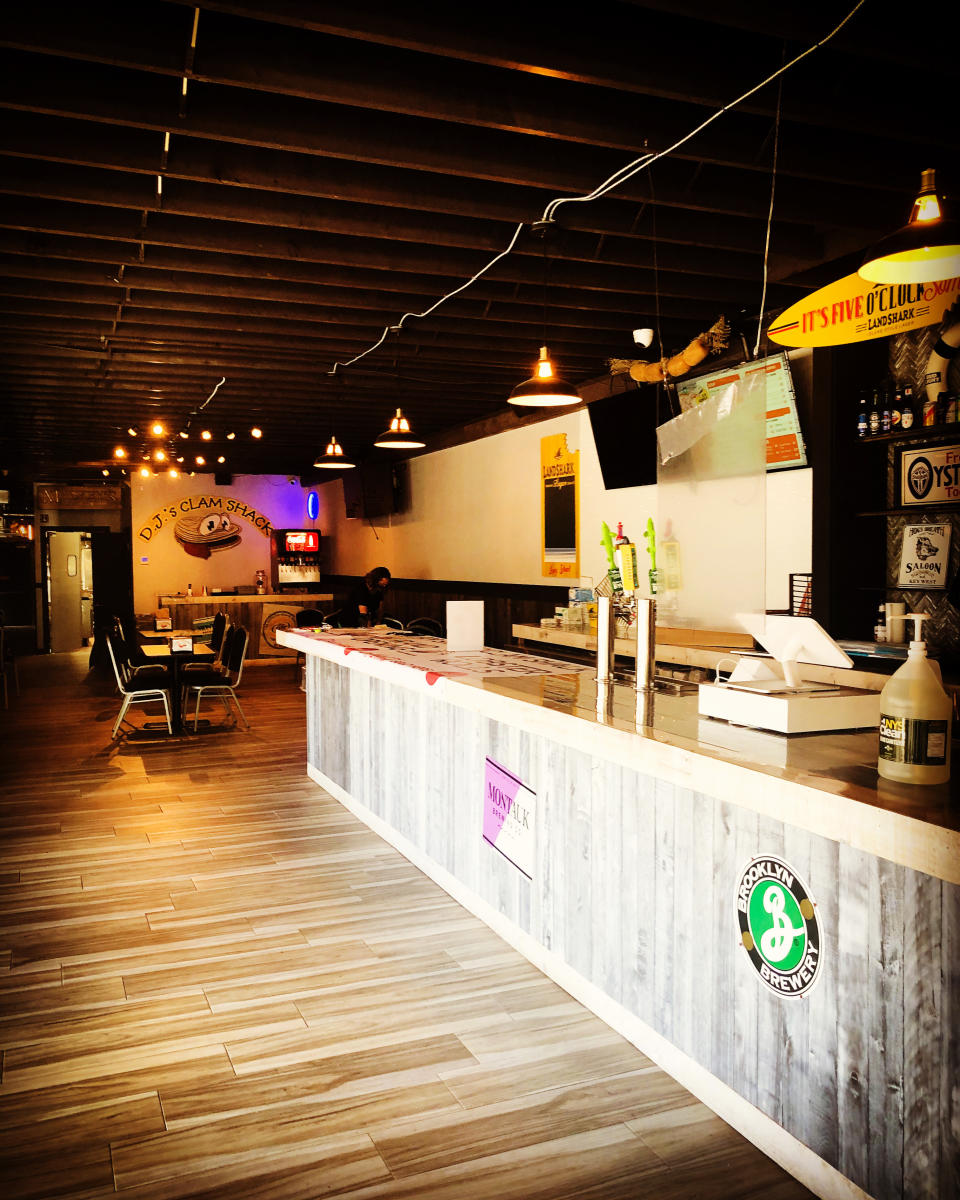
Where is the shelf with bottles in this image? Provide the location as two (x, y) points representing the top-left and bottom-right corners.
(857, 423), (960, 445)
(855, 380), (959, 443)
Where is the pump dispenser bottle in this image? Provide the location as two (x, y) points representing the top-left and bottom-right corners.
(877, 614), (951, 784)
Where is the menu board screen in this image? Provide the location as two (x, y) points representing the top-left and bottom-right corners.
(675, 352), (807, 471)
(284, 530), (320, 553)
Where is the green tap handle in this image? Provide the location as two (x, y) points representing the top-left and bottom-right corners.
(600, 521), (617, 571)
(643, 518), (656, 571)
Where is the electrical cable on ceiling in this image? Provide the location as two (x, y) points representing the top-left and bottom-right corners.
(753, 69), (784, 360)
(328, 0), (868, 377)
(180, 377), (226, 435)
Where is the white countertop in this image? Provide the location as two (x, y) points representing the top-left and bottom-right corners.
(280, 626), (960, 885)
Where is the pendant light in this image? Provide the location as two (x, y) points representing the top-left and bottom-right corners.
(313, 436), (355, 468)
(374, 408), (425, 449)
(859, 168), (960, 284)
(509, 225), (580, 407)
(509, 345), (580, 407)
(374, 329), (425, 449)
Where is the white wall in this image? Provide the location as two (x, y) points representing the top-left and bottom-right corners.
(316, 412), (812, 612)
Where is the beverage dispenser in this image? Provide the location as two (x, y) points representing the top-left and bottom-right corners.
(271, 529), (323, 591)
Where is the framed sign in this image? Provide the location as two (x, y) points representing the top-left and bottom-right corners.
(900, 444), (960, 506)
(483, 758), (535, 879)
(898, 523), (951, 589)
(540, 433), (579, 579)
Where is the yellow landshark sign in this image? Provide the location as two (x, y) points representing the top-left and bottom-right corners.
(768, 274), (960, 348)
(541, 433), (579, 580)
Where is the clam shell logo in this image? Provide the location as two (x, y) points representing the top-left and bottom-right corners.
(174, 510), (242, 559)
(907, 456), (933, 501)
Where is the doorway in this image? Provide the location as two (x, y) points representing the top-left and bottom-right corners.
(46, 530), (94, 653)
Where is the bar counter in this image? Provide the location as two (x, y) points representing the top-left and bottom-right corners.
(280, 626), (959, 1200)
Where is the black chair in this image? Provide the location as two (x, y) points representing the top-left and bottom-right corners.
(381, 613), (405, 630)
(110, 617), (167, 685)
(183, 623), (235, 682)
(182, 626), (250, 731)
(106, 633), (173, 739)
(406, 617), (443, 637)
(322, 609), (343, 628)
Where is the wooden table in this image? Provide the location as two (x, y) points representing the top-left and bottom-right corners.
(141, 641), (214, 734)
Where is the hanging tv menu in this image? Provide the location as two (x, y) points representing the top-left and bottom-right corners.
(675, 352), (807, 471)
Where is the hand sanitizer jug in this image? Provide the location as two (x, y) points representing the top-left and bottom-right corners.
(878, 613), (951, 785)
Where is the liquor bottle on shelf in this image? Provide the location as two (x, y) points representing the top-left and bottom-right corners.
(901, 385), (915, 430)
(869, 387), (880, 435)
(881, 387), (891, 433)
(857, 389), (868, 438)
(890, 386), (902, 430)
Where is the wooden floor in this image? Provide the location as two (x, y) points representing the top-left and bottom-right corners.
(0, 650), (813, 1199)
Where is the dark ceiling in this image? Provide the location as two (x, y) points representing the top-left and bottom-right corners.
(0, 1), (954, 480)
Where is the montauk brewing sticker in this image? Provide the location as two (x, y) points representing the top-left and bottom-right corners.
(736, 856), (822, 997)
(898, 523), (951, 589)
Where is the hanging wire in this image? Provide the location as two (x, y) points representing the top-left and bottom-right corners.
(328, 0), (868, 377)
(753, 63), (785, 359)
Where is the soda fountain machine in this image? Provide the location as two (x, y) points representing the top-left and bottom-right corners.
(271, 529), (323, 591)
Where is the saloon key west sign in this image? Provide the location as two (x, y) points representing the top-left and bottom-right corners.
(768, 273), (960, 348)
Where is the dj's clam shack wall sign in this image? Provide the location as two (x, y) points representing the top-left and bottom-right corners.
(138, 494), (273, 559)
(767, 272), (960, 347)
(736, 855), (823, 998)
(541, 433), (579, 579)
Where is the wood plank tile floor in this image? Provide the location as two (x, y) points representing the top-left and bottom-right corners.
(0, 650), (814, 1199)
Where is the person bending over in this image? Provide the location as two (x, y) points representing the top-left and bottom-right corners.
(342, 567), (391, 627)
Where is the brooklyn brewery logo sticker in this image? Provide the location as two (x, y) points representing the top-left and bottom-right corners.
(736, 855), (822, 997)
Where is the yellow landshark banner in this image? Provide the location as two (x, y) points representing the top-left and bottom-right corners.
(768, 274), (960, 348)
(541, 433), (579, 580)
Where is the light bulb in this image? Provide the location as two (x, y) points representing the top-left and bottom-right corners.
(151, 422), (165, 437)
(113, 446), (126, 458)
(153, 449), (166, 462)
(139, 466), (150, 478)
(201, 429), (212, 441)
(250, 426), (262, 438)
(217, 455), (225, 464)
(196, 455), (206, 466)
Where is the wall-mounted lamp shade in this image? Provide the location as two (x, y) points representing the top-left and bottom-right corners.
(509, 346), (580, 407)
(374, 408), (425, 449)
(859, 169), (960, 284)
(314, 435), (356, 468)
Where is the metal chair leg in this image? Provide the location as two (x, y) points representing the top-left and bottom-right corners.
(230, 691), (250, 730)
(112, 695), (131, 739)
